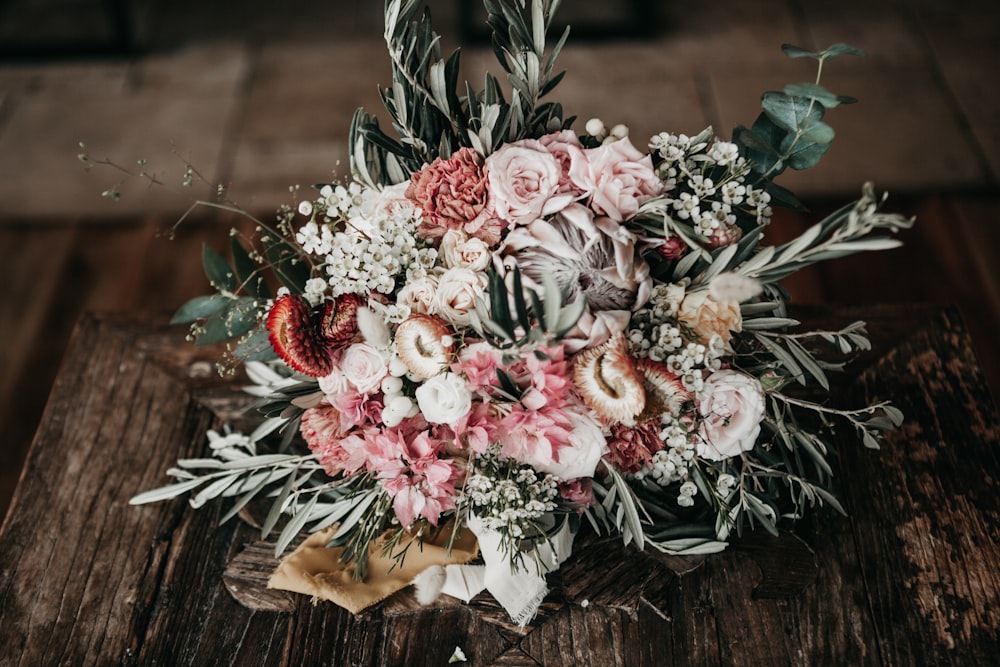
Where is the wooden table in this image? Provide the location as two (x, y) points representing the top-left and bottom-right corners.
(1, 307), (998, 666)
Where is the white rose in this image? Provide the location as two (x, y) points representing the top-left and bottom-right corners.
(439, 229), (492, 271)
(531, 408), (607, 480)
(340, 343), (390, 394)
(695, 370), (765, 461)
(415, 372), (473, 425)
(432, 267), (488, 327)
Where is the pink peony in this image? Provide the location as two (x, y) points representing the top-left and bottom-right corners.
(568, 137), (662, 221)
(455, 341), (504, 394)
(406, 147), (504, 244)
(486, 139), (575, 225)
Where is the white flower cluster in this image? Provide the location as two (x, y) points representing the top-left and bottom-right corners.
(648, 131), (773, 234)
(466, 450), (559, 539)
(666, 336), (725, 394)
(633, 419), (696, 491)
(295, 185), (438, 299)
(627, 284), (726, 389)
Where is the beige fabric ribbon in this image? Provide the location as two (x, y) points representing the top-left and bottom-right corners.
(268, 522), (479, 614)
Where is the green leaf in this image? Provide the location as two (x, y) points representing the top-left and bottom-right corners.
(171, 294), (230, 324)
(781, 134), (832, 171)
(760, 92), (824, 133)
(203, 243), (237, 292)
(781, 43), (822, 59)
(262, 463), (300, 538)
(231, 237), (268, 299)
(821, 43), (866, 59)
(234, 326), (277, 362)
(783, 82), (844, 109)
(275, 492), (319, 556)
(196, 297), (261, 346)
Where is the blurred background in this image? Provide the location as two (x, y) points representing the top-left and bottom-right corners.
(1, 0), (998, 517)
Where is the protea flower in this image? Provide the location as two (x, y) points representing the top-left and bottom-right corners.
(498, 203), (651, 313)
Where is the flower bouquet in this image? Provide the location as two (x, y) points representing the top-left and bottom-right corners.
(130, 0), (912, 625)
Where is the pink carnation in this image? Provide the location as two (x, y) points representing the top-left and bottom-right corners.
(456, 341), (504, 394)
(657, 234), (688, 260)
(301, 405), (367, 476)
(604, 422), (663, 474)
(406, 147), (505, 244)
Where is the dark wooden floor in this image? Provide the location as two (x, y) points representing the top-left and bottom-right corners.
(2, 192), (999, 520)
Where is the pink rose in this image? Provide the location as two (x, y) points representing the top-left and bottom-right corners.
(538, 129), (586, 195)
(340, 342), (390, 394)
(486, 139), (575, 225)
(569, 137), (662, 221)
(406, 147), (502, 243)
(695, 370), (765, 461)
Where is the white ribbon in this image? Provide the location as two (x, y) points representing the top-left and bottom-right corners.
(411, 516), (576, 626)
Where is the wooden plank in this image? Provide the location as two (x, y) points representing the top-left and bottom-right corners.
(842, 308), (1000, 665)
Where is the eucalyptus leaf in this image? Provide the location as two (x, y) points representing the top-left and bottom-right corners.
(202, 243), (237, 292)
(171, 294), (230, 324)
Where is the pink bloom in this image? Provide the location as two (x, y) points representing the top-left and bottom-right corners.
(707, 223), (744, 249)
(364, 423), (459, 527)
(657, 235), (688, 260)
(330, 390), (383, 430)
(486, 139), (575, 225)
(696, 370), (765, 461)
(498, 404), (572, 470)
(558, 478), (595, 510)
(456, 342), (504, 393)
(406, 147), (504, 244)
(604, 422), (663, 474)
(301, 406), (368, 476)
(569, 137), (662, 221)
(453, 401), (500, 453)
(538, 129), (587, 196)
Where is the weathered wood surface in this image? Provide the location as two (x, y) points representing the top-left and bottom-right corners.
(0, 307), (998, 665)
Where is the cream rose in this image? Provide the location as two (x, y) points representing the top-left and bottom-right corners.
(439, 229), (492, 271)
(396, 275), (439, 316)
(432, 267), (488, 327)
(340, 343), (390, 394)
(677, 290), (742, 347)
(486, 140), (574, 225)
(415, 372), (473, 425)
(695, 370), (765, 461)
